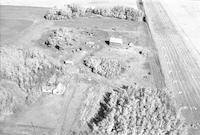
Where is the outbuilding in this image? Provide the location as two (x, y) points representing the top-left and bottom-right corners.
(109, 37), (123, 46)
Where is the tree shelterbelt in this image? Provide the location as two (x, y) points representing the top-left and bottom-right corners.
(44, 4), (144, 22)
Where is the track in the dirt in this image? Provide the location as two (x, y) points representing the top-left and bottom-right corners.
(0, 123), (54, 135)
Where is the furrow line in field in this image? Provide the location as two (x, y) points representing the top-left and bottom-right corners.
(157, 2), (200, 108)
(143, 0), (200, 125)
(149, 1), (195, 109)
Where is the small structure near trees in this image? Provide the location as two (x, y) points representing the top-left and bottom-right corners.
(109, 37), (123, 46)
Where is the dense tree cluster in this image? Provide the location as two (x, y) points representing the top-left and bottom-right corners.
(44, 28), (75, 50)
(44, 4), (144, 22)
(0, 47), (62, 104)
(0, 86), (17, 118)
(83, 56), (126, 78)
(44, 4), (86, 20)
(89, 86), (187, 135)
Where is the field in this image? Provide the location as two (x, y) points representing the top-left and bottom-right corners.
(0, 19), (33, 44)
(0, 5), (190, 135)
(0, 5), (48, 45)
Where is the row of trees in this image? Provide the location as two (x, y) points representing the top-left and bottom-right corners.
(44, 4), (144, 22)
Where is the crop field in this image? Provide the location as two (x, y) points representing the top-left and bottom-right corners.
(0, 3), (197, 135)
(0, 5), (48, 45)
(0, 19), (33, 44)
